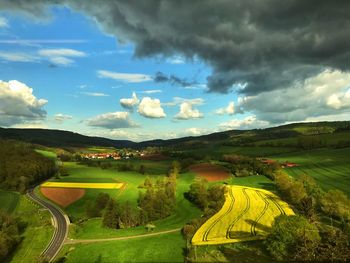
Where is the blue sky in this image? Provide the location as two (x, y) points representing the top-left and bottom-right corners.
(0, 7), (245, 141)
(1, 3), (349, 141)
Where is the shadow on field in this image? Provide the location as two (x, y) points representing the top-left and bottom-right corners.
(245, 219), (271, 233)
(257, 182), (275, 191)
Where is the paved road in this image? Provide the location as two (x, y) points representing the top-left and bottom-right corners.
(27, 188), (68, 262)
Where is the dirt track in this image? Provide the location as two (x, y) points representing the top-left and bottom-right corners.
(65, 228), (181, 244)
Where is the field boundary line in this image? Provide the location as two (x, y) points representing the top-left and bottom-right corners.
(65, 228), (181, 244)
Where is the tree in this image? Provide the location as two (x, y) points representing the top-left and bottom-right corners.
(317, 228), (350, 262)
(102, 199), (119, 228)
(321, 189), (350, 222)
(139, 165), (146, 175)
(265, 215), (320, 261)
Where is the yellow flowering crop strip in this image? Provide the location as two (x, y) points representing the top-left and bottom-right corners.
(192, 185), (294, 246)
(41, 182), (124, 189)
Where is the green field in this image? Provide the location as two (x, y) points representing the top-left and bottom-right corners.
(35, 149), (57, 159)
(269, 147), (350, 195)
(59, 232), (184, 263)
(0, 190), (20, 213)
(70, 172), (201, 239)
(10, 195), (54, 263)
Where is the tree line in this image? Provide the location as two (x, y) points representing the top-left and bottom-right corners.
(0, 140), (57, 193)
(84, 162), (179, 229)
(222, 154), (280, 179)
(182, 179), (226, 245)
(265, 171), (350, 261)
(0, 212), (21, 261)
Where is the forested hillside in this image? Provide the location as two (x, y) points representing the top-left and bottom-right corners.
(0, 140), (57, 192)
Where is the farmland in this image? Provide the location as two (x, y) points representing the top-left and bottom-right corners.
(192, 186), (294, 245)
(41, 187), (85, 207)
(269, 147), (350, 195)
(41, 182), (124, 189)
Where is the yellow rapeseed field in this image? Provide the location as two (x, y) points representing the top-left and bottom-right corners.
(192, 185), (294, 245)
(41, 182), (124, 189)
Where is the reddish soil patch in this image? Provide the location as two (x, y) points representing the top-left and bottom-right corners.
(189, 163), (230, 182)
(140, 154), (168, 161)
(40, 187), (85, 207)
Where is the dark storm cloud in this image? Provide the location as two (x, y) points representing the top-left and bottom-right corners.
(154, 71), (195, 87)
(2, 0), (350, 94)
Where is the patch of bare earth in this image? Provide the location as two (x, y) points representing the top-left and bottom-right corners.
(189, 163), (230, 182)
(40, 187), (85, 207)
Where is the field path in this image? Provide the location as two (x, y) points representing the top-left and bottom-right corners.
(65, 228), (181, 244)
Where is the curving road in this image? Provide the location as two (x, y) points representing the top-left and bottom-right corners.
(27, 188), (69, 262)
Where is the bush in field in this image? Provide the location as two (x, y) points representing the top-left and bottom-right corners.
(316, 227), (350, 262)
(265, 215), (320, 261)
(184, 179), (225, 214)
(321, 189), (350, 221)
(102, 199), (140, 229)
(86, 193), (110, 218)
(0, 212), (21, 261)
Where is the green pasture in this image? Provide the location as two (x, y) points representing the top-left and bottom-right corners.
(59, 231), (184, 263)
(269, 147), (350, 195)
(0, 190), (20, 213)
(35, 149), (57, 159)
(69, 172), (201, 239)
(183, 145), (297, 159)
(10, 195), (54, 263)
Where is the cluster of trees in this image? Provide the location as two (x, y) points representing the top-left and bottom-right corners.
(102, 162), (179, 229)
(86, 193), (110, 218)
(103, 200), (141, 229)
(222, 154), (280, 179)
(184, 178), (225, 214)
(138, 172), (177, 222)
(265, 215), (350, 261)
(0, 212), (21, 261)
(275, 172), (350, 222)
(269, 172), (350, 261)
(0, 140), (57, 192)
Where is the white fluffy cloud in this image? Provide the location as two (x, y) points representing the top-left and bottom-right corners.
(38, 48), (86, 66)
(219, 115), (269, 130)
(87, 112), (137, 129)
(98, 70), (152, 83)
(138, 97), (166, 118)
(175, 102), (203, 120)
(0, 80), (47, 126)
(174, 98), (204, 120)
(238, 69), (350, 123)
(120, 92), (139, 110)
(54, 113), (73, 123)
(0, 17), (8, 28)
(215, 101), (235, 115)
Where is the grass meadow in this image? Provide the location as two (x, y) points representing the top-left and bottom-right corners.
(59, 232), (185, 263)
(269, 147), (350, 195)
(0, 190), (20, 213)
(9, 195), (54, 263)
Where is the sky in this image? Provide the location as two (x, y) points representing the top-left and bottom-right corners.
(0, 1), (350, 141)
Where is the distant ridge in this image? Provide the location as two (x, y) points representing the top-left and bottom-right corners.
(1, 121), (349, 149)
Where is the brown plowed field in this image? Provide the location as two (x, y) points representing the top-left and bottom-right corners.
(189, 163), (230, 182)
(40, 187), (85, 207)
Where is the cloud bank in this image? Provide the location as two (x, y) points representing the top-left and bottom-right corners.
(0, 80), (47, 126)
